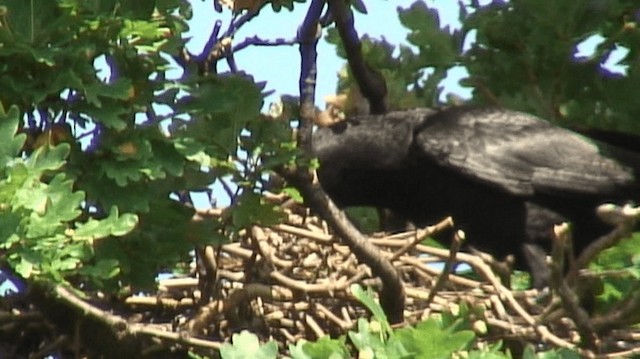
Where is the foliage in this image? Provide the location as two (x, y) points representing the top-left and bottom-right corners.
(0, 104), (137, 285)
(276, 284), (478, 358)
(219, 330), (279, 359)
(461, 0), (640, 131)
(329, 0), (640, 133)
(0, 0), (294, 290)
(590, 232), (640, 312)
(281, 284), (581, 359)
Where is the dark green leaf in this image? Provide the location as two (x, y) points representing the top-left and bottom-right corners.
(220, 331), (278, 359)
(0, 105), (26, 169)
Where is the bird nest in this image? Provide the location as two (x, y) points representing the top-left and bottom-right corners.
(119, 205), (640, 358)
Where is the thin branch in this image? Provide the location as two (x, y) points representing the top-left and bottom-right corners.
(296, 0), (324, 152)
(225, 51), (239, 72)
(426, 229), (464, 306)
(232, 36), (298, 53)
(194, 20), (223, 63)
(224, 11), (261, 38)
(550, 224), (599, 350)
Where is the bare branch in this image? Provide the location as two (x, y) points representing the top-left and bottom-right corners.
(327, 0), (387, 114)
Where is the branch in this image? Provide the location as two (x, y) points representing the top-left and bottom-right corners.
(285, 175), (406, 324)
(426, 229), (464, 306)
(550, 224), (599, 351)
(27, 282), (222, 357)
(193, 20), (223, 63)
(232, 36), (297, 53)
(327, 0), (387, 114)
(288, 0), (404, 324)
(224, 11), (261, 38)
(296, 0), (324, 152)
(569, 204), (639, 282)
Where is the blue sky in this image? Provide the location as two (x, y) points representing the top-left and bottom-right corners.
(184, 0), (471, 108)
(182, 0), (628, 110)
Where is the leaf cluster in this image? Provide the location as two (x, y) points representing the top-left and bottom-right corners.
(328, 0), (640, 133)
(0, 105), (136, 285)
(0, 0), (291, 291)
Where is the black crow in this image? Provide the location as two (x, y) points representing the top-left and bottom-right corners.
(312, 106), (640, 288)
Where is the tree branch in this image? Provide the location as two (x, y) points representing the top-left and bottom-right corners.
(289, 0), (405, 324)
(327, 0), (387, 114)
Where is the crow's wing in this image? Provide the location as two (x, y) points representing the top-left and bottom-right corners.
(414, 107), (635, 196)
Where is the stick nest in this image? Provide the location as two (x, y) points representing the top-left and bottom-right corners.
(123, 206), (640, 358)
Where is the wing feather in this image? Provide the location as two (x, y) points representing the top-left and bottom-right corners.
(414, 107), (635, 196)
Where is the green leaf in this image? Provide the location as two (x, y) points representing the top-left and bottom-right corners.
(42, 174), (85, 222)
(151, 139), (185, 177)
(15, 257), (34, 278)
(347, 319), (386, 356)
(344, 207), (380, 234)
(24, 174), (84, 238)
(220, 331), (278, 359)
(399, 1), (459, 66)
(80, 105), (129, 130)
(181, 75), (262, 117)
(118, 0), (156, 19)
(101, 159), (144, 186)
(396, 318), (475, 358)
(0, 0), (62, 42)
(289, 337), (350, 359)
(15, 183), (48, 218)
(350, 284), (390, 333)
(0, 163), (29, 205)
(78, 259), (121, 280)
(26, 143), (70, 173)
(179, 75), (263, 155)
(232, 191), (283, 228)
(74, 206), (138, 240)
(282, 187), (303, 203)
(84, 78), (134, 107)
(0, 105), (26, 169)
(0, 211), (22, 248)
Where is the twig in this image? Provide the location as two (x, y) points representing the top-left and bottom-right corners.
(223, 10), (261, 38)
(125, 296), (194, 308)
(315, 303), (352, 330)
(592, 291), (640, 332)
(389, 217), (454, 260)
(46, 284), (225, 354)
(550, 224), (599, 350)
(569, 206), (637, 283)
(188, 283), (293, 335)
(270, 271), (347, 293)
(28, 335), (68, 359)
(272, 223), (334, 243)
(426, 230), (464, 305)
(232, 36), (297, 53)
(251, 226), (295, 268)
(194, 20), (222, 63)
(304, 314), (325, 338)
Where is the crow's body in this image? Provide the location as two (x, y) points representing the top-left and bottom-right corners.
(313, 106), (640, 287)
